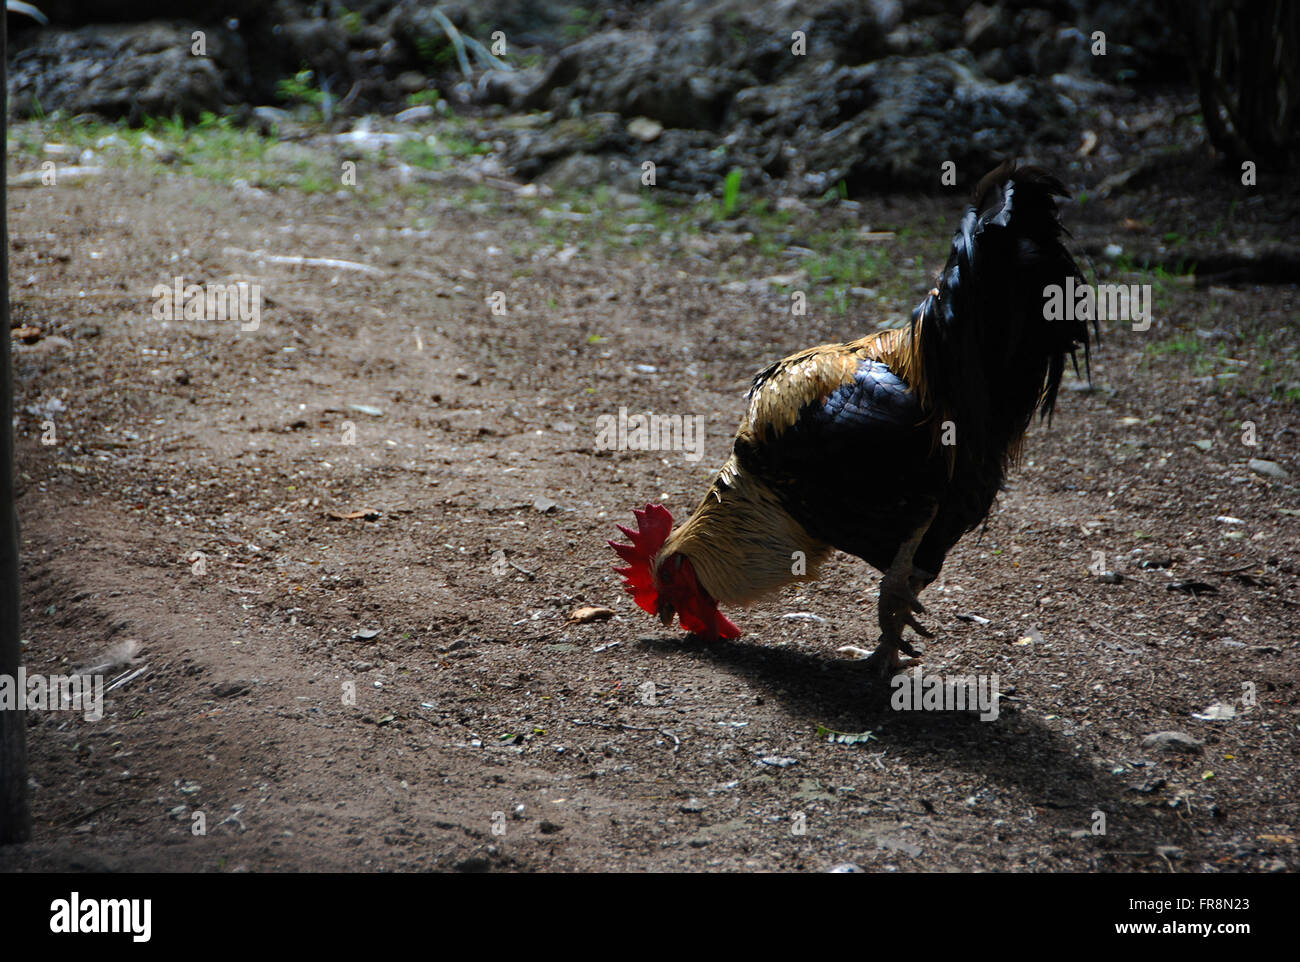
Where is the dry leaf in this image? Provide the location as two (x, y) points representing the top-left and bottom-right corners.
(327, 509), (380, 521)
(567, 606), (615, 625)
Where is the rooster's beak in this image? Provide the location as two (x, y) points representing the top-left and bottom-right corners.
(657, 603), (675, 627)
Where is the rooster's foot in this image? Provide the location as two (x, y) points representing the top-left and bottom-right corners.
(878, 574), (932, 644)
(863, 635), (922, 678)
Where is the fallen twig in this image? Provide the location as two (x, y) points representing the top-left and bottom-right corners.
(58, 799), (126, 828)
(507, 558), (536, 580)
(222, 247), (387, 276)
(429, 8), (473, 79)
(104, 665), (149, 694)
(569, 717), (681, 752)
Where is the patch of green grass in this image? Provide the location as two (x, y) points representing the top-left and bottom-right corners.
(338, 7), (364, 36)
(406, 89), (441, 109)
(416, 35), (458, 70)
(276, 67), (328, 116)
(803, 245), (884, 288)
(399, 131), (489, 170)
(637, 193), (689, 232)
(143, 114), (187, 140)
(1111, 251), (1138, 273)
(562, 7), (603, 41)
(721, 167), (743, 218)
(295, 169), (333, 194)
(1147, 336), (1203, 357)
(820, 179), (849, 203)
(19, 112), (348, 192)
(748, 197), (791, 227)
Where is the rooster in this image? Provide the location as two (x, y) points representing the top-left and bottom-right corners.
(610, 161), (1092, 675)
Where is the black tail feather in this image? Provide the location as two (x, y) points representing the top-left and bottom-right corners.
(909, 160), (1091, 462)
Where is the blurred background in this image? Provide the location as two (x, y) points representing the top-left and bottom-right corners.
(5, 1), (1297, 196)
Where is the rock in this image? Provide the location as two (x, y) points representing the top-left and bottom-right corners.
(395, 105), (435, 123)
(1050, 72), (1124, 103)
(828, 862), (864, 873)
(212, 680), (252, 698)
(502, 113), (624, 181)
(274, 18), (350, 86)
(1141, 731), (1204, 754)
(251, 106), (291, 132)
(679, 798), (704, 813)
(1015, 627), (1045, 645)
(963, 3), (1009, 53)
(1192, 702), (1237, 722)
(876, 836), (922, 857)
(1137, 556), (1174, 568)
(533, 497), (558, 514)
(14, 335), (74, 355)
(626, 116), (663, 142)
(476, 67), (544, 108)
(1248, 459), (1289, 480)
(33, 1), (263, 22)
(537, 152), (639, 193)
(758, 53), (1065, 193)
(519, 27), (740, 129)
(496, 11), (1070, 197)
(395, 71), (429, 94)
(9, 23), (248, 121)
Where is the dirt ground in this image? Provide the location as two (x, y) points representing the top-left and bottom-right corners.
(2, 134), (1297, 872)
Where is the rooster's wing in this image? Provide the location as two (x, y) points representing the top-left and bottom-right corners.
(731, 342), (947, 573)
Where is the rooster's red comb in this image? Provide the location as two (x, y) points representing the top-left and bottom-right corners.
(608, 503), (674, 613)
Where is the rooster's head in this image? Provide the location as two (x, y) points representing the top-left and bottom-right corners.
(608, 503), (740, 641)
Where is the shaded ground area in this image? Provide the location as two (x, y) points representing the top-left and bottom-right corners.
(2, 126), (1297, 871)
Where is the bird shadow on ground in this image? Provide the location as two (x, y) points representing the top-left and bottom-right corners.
(638, 633), (1189, 856)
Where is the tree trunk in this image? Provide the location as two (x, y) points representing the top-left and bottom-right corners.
(1192, 1), (1298, 168)
(0, 5), (34, 846)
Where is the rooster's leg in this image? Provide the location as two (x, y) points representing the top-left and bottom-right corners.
(866, 505), (938, 677)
